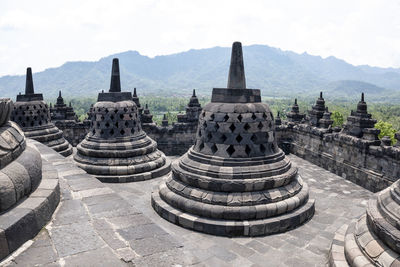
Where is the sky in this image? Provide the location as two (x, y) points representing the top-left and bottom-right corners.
(0, 0), (400, 76)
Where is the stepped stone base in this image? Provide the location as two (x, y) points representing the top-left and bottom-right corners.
(24, 125), (72, 157)
(329, 204), (400, 266)
(0, 140), (60, 261)
(151, 181), (315, 237)
(88, 158), (171, 183)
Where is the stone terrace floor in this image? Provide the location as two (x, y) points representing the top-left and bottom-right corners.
(2, 153), (373, 267)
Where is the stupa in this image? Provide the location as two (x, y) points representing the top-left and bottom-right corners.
(11, 68), (72, 156)
(329, 179), (400, 266)
(319, 107), (333, 129)
(141, 104), (154, 124)
(287, 98), (305, 123)
(132, 88), (143, 116)
(74, 58), (171, 182)
(151, 42), (315, 236)
(342, 93), (380, 141)
(308, 92), (326, 126)
(0, 98), (59, 259)
(177, 90), (202, 123)
(50, 91), (78, 122)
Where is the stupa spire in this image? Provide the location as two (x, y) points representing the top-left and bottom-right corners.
(192, 89), (196, 97)
(133, 87), (137, 97)
(59, 90), (62, 98)
(227, 42), (246, 89)
(25, 68), (34, 95)
(361, 92), (364, 102)
(109, 58), (121, 92)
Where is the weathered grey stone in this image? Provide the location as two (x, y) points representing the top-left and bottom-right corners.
(11, 68), (72, 157)
(73, 58), (170, 182)
(152, 41), (315, 237)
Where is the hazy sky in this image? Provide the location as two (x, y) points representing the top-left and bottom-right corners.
(1, 0), (400, 76)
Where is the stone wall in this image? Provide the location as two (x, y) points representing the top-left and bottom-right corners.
(142, 122), (197, 156)
(276, 122), (400, 192)
(56, 120), (197, 156)
(54, 120), (90, 147)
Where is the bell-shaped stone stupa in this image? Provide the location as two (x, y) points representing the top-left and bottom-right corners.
(151, 42), (315, 236)
(11, 68), (72, 156)
(74, 58), (171, 182)
(329, 179), (400, 266)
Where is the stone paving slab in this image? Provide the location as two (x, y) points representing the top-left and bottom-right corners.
(2, 154), (195, 266)
(2, 154), (374, 266)
(107, 155), (373, 266)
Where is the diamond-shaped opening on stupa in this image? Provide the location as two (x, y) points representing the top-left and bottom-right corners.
(210, 114), (215, 121)
(224, 114), (229, 122)
(120, 129), (125, 135)
(215, 123), (219, 130)
(237, 114), (243, 122)
(199, 142), (205, 151)
(211, 144), (218, 154)
(229, 123), (236, 132)
(221, 133), (227, 143)
(207, 132), (213, 142)
(236, 134), (243, 143)
(252, 113), (257, 120)
(260, 144), (266, 153)
(244, 123), (250, 131)
(226, 145), (235, 156)
(251, 134), (257, 143)
(110, 129), (114, 135)
(258, 122), (263, 130)
(245, 145), (251, 156)
(263, 112), (268, 119)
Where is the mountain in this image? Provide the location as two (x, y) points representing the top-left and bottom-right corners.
(0, 45), (399, 101)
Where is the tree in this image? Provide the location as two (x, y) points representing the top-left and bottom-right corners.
(375, 121), (397, 145)
(331, 111), (344, 127)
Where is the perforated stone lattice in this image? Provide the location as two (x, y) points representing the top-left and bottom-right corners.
(194, 110), (277, 158)
(11, 102), (50, 128)
(89, 102), (142, 139)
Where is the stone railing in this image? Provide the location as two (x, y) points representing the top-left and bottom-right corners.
(276, 122), (400, 192)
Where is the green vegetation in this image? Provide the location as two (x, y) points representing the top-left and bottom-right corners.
(331, 111), (344, 127)
(375, 121), (397, 144)
(50, 96), (400, 139)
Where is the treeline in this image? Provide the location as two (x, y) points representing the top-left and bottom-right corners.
(48, 96), (400, 143)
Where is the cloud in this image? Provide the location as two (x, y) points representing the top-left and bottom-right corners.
(0, 0), (399, 76)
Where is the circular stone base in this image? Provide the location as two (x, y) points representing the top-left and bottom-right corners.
(329, 215), (400, 267)
(57, 143), (73, 157)
(0, 141), (60, 261)
(151, 185), (315, 237)
(93, 158), (171, 183)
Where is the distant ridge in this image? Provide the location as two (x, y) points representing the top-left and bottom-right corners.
(0, 44), (399, 100)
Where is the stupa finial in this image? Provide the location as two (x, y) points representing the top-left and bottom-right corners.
(59, 90), (62, 98)
(227, 42), (246, 89)
(133, 87), (137, 97)
(25, 67), (34, 95)
(109, 58), (121, 92)
(295, 98), (297, 105)
(361, 92), (364, 102)
(320, 91), (323, 98)
(192, 89), (196, 97)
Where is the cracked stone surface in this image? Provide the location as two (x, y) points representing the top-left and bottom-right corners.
(2, 154), (372, 266)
